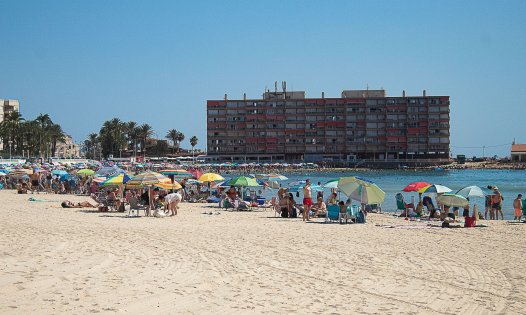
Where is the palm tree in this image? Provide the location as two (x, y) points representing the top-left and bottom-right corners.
(166, 129), (178, 153)
(190, 136), (198, 161)
(84, 133), (99, 159)
(48, 124), (66, 157)
(176, 132), (185, 152)
(0, 111), (25, 155)
(138, 124), (154, 156)
(35, 113), (53, 156)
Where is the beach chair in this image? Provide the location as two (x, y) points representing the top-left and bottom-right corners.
(326, 204), (343, 224)
(128, 195), (147, 216)
(395, 193), (413, 215)
(347, 205), (360, 223)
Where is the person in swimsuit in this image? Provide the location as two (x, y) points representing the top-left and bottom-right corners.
(513, 194), (523, 221)
(302, 179), (312, 221)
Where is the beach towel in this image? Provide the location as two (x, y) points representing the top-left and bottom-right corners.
(28, 197), (56, 202)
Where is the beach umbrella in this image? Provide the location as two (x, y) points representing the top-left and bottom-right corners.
(100, 173), (131, 187)
(288, 181), (323, 193)
(456, 185), (494, 198)
(159, 169), (193, 177)
(9, 169), (33, 176)
(337, 176), (386, 205)
(154, 181), (183, 190)
(93, 176), (107, 184)
(417, 184), (452, 194)
(436, 193), (469, 208)
(323, 179), (339, 189)
(256, 173), (288, 181)
(226, 176), (261, 187)
(51, 169), (67, 176)
(403, 182), (431, 192)
(126, 171), (170, 188)
(76, 169), (95, 177)
(198, 173), (225, 182)
(95, 166), (125, 178)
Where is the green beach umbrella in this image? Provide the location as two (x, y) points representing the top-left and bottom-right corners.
(337, 176), (386, 205)
(226, 176), (261, 187)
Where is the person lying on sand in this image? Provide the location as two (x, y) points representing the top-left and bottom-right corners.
(61, 200), (97, 208)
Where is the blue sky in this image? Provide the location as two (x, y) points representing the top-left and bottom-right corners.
(1, 0), (525, 157)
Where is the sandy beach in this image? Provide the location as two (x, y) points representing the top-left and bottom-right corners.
(0, 190), (525, 314)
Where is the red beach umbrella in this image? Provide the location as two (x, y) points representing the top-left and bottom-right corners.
(402, 182), (431, 192)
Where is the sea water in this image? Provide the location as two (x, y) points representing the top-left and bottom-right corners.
(249, 169), (525, 220)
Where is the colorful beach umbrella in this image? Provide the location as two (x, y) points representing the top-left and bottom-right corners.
(436, 193), (469, 207)
(417, 184), (452, 194)
(198, 173), (225, 182)
(323, 179), (339, 189)
(154, 181), (183, 190)
(403, 182), (431, 192)
(126, 171), (170, 188)
(95, 166), (125, 178)
(100, 173), (131, 187)
(337, 176), (386, 205)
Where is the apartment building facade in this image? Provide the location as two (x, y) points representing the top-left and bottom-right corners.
(207, 88), (450, 162)
(0, 99), (20, 150)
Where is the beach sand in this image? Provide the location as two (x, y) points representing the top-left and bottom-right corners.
(1, 190), (525, 314)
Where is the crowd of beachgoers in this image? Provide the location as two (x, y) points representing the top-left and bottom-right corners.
(1, 159), (525, 228)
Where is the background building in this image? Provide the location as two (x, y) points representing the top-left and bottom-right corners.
(207, 84), (450, 163)
(0, 99), (20, 150)
(55, 135), (81, 158)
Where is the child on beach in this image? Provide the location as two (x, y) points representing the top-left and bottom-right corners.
(513, 194), (523, 221)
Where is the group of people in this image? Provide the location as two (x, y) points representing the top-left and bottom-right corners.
(397, 185), (525, 222)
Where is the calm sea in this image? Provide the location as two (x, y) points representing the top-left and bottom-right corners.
(243, 169), (525, 220)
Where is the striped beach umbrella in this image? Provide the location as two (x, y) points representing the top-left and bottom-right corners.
(126, 171), (171, 188)
(100, 173), (131, 187)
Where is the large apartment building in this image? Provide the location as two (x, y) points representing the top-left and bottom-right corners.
(207, 85), (450, 163)
(0, 99), (20, 150)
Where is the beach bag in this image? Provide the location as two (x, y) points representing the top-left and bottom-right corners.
(464, 216), (476, 228)
(281, 208), (289, 218)
(118, 202), (125, 212)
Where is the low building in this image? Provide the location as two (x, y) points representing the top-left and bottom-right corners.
(55, 135), (81, 158)
(511, 144), (526, 162)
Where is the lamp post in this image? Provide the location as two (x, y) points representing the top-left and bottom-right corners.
(8, 140), (12, 161)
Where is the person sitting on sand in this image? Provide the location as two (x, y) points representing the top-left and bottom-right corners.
(311, 197), (327, 218)
(61, 200), (97, 208)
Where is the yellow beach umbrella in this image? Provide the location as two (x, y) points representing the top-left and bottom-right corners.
(155, 180), (182, 190)
(198, 173), (224, 182)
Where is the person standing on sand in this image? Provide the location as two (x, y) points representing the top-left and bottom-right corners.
(492, 187), (504, 220)
(513, 194), (522, 221)
(302, 179), (312, 221)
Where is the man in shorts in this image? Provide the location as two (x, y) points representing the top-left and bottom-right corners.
(302, 179), (312, 221)
(491, 187), (504, 220)
(513, 194), (523, 221)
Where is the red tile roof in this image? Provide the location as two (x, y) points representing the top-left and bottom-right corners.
(511, 144), (526, 152)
